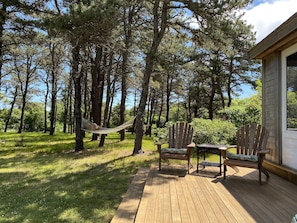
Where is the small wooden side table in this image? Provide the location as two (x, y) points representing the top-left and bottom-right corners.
(196, 144), (228, 176)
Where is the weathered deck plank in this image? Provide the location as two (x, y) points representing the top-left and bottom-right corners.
(110, 167), (150, 223)
(112, 164), (297, 223)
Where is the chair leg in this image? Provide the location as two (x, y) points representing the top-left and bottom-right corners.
(223, 164), (227, 179)
(187, 159), (190, 174)
(159, 155), (161, 171)
(259, 163), (269, 184)
(262, 167), (270, 178)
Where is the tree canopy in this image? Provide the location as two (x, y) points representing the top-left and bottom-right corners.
(0, 0), (260, 153)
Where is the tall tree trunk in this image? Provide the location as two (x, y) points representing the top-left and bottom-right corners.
(44, 80), (49, 133)
(69, 77), (74, 134)
(208, 79), (216, 120)
(119, 52), (128, 141)
(145, 90), (151, 133)
(90, 46), (102, 140)
(119, 3), (135, 141)
(133, 0), (169, 155)
(18, 75), (30, 133)
(4, 86), (18, 132)
(63, 77), (71, 133)
(157, 89), (164, 127)
(49, 48), (57, 136)
(72, 43), (84, 152)
(97, 50), (107, 146)
(83, 65), (88, 119)
(0, 3), (6, 88)
(227, 58), (234, 107)
(18, 95), (27, 133)
(148, 89), (156, 136)
(63, 93), (68, 133)
(99, 50), (114, 147)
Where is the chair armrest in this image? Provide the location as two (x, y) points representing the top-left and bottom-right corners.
(218, 145), (236, 151)
(227, 145), (237, 149)
(187, 142), (195, 148)
(218, 147), (228, 151)
(186, 143), (195, 155)
(155, 141), (167, 153)
(258, 149), (269, 154)
(219, 146), (231, 159)
(155, 141), (167, 146)
(219, 145), (235, 158)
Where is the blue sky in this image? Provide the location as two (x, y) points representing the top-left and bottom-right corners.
(239, 0), (296, 98)
(243, 0), (296, 43)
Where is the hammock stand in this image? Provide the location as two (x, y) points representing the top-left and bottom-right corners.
(81, 117), (136, 135)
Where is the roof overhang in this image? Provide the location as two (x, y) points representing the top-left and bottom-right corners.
(249, 12), (297, 59)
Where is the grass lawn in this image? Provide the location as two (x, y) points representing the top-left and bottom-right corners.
(0, 132), (159, 223)
(0, 131), (221, 223)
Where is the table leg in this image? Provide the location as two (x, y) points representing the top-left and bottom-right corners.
(196, 149), (199, 173)
(219, 150), (222, 175)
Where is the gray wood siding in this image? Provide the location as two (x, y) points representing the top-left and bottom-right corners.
(262, 52), (281, 164)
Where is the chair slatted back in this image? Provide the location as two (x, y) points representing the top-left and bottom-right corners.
(236, 123), (269, 155)
(168, 122), (194, 149)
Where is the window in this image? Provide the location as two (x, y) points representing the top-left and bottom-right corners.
(286, 52), (297, 129)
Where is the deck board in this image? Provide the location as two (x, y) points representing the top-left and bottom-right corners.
(112, 164), (297, 223)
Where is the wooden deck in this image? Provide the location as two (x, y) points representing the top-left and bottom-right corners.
(111, 164), (297, 223)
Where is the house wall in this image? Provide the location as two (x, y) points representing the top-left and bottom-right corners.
(249, 13), (297, 184)
(262, 52), (282, 164)
(261, 51), (297, 184)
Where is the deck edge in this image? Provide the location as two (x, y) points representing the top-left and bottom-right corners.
(110, 167), (150, 223)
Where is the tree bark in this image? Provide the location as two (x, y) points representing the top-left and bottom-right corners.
(0, 3), (6, 88)
(49, 43), (58, 136)
(98, 50), (107, 147)
(119, 3), (135, 141)
(72, 43), (84, 152)
(99, 50), (114, 147)
(44, 79), (49, 133)
(165, 71), (172, 123)
(157, 89), (164, 127)
(4, 86), (18, 132)
(133, 0), (169, 155)
(90, 46), (102, 141)
(18, 69), (31, 133)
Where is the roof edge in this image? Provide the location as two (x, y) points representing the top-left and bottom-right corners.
(249, 12), (297, 59)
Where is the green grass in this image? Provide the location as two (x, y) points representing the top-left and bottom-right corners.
(0, 132), (222, 222)
(0, 132), (158, 223)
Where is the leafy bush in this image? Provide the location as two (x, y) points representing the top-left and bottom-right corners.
(191, 118), (237, 145)
(153, 119), (237, 146)
(287, 118), (297, 129)
(153, 121), (174, 144)
(220, 96), (262, 127)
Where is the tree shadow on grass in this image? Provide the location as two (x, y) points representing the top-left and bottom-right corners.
(0, 151), (157, 223)
(0, 132), (157, 222)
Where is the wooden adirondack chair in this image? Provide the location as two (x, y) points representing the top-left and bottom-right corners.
(156, 122), (195, 174)
(220, 123), (269, 184)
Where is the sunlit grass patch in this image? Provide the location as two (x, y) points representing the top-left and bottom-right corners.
(0, 131), (157, 223)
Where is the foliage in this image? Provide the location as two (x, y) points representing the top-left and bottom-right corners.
(287, 91), (297, 128)
(1, 0), (260, 151)
(23, 103), (44, 131)
(0, 107), (19, 131)
(153, 121), (174, 144)
(220, 94), (262, 127)
(153, 118), (237, 146)
(191, 118), (237, 145)
(0, 132), (157, 223)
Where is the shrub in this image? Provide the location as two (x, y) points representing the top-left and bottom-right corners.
(191, 118), (237, 145)
(153, 119), (237, 146)
(153, 121), (174, 144)
(220, 96), (262, 127)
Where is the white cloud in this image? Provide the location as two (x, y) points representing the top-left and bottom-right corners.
(243, 0), (297, 43)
